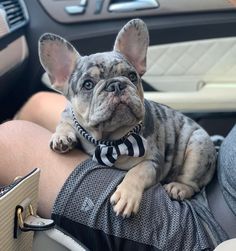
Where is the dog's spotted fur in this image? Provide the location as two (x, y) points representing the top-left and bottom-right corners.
(39, 19), (216, 217)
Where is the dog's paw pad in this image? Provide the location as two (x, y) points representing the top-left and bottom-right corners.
(50, 132), (77, 153)
(163, 182), (194, 201)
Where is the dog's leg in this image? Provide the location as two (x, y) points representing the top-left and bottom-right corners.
(50, 111), (78, 153)
(110, 160), (156, 218)
(164, 128), (216, 200)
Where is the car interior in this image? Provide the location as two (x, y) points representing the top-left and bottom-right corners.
(0, 0), (236, 250)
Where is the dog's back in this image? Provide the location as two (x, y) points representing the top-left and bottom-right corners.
(143, 99), (216, 194)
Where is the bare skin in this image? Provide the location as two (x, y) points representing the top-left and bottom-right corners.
(14, 91), (66, 132)
(0, 92), (88, 218)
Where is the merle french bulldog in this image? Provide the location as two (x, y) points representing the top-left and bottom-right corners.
(39, 19), (216, 218)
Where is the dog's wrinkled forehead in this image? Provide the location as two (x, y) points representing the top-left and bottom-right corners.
(74, 51), (135, 80)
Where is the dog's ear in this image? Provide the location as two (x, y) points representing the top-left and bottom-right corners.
(114, 19), (149, 76)
(39, 33), (79, 93)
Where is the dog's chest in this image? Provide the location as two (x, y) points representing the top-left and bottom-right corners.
(75, 100), (199, 173)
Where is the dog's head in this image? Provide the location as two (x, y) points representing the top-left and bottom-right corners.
(39, 19), (149, 140)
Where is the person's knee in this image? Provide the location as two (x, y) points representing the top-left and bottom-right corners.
(14, 91), (50, 120)
(28, 91), (51, 107)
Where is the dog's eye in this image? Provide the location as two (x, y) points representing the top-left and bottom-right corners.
(82, 80), (95, 90)
(128, 72), (137, 83)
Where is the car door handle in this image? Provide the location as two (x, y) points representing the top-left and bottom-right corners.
(108, 0), (159, 12)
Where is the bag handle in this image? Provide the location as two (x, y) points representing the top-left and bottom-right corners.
(14, 198), (55, 238)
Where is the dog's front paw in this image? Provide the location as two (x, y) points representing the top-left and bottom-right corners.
(163, 182), (194, 201)
(110, 183), (143, 218)
(50, 131), (77, 153)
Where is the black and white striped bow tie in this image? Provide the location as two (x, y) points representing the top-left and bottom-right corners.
(93, 133), (146, 166)
(71, 108), (147, 167)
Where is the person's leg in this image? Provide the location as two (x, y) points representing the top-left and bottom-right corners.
(0, 120), (88, 218)
(207, 125), (236, 238)
(14, 91), (66, 132)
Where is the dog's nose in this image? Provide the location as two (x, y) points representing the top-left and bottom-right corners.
(105, 81), (126, 94)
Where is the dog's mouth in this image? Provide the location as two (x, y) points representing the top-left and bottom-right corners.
(89, 97), (143, 131)
(106, 102), (139, 122)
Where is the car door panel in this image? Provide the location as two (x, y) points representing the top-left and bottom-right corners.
(143, 37), (236, 135)
(144, 37), (236, 92)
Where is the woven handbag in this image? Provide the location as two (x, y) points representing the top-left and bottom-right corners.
(0, 168), (54, 251)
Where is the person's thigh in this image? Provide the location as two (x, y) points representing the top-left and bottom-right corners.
(0, 120), (88, 218)
(15, 91), (66, 132)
